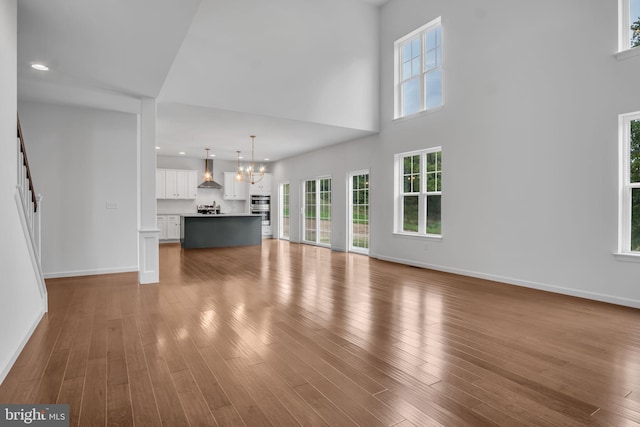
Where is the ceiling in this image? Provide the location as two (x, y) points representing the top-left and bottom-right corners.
(17, 0), (387, 161)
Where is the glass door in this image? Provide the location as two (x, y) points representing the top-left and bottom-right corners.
(302, 177), (331, 247)
(348, 171), (369, 254)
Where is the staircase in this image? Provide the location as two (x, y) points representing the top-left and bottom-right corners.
(16, 115), (47, 310)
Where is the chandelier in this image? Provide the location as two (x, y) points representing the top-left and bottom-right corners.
(235, 135), (265, 184)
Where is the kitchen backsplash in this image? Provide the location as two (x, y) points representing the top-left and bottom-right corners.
(157, 188), (247, 215)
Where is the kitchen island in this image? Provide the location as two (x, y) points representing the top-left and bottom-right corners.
(180, 214), (262, 249)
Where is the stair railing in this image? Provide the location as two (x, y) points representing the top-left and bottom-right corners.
(16, 114), (44, 274)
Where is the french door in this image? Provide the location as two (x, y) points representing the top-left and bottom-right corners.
(279, 182), (290, 240)
(348, 170), (369, 254)
(302, 177), (331, 247)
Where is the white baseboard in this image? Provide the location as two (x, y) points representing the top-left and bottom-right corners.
(0, 304), (46, 386)
(370, 253), (640, 309)
(44, 266), (138, 279)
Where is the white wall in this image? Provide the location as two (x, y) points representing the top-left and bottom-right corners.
(160, 0), (380, 132)
(18, 101), (139, 278)
(272, 0), (640, 308)
(156, 156), (248, 214)
(0, 0), (47, 384)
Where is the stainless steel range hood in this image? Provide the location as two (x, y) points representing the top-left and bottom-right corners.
(198, 150), (223, 189)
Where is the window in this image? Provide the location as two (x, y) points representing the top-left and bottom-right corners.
(620, 0), (640, 51)
(349, 170), (370, 253)
(394, 17), (443, 119)
(279, 182), (290, 240)
(395, 148), (442, 236)
(302, 177), (331, 247)
(619, 112), (640, 254)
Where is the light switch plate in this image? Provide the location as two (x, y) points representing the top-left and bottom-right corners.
(106, 201), (119, 209)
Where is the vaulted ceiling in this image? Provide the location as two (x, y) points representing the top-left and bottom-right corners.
(17, 0), (387, 161)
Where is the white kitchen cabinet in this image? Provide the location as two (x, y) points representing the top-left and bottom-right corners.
(186, 170), (198, 198)
(157, 215), (167, 240)
(166, 215), (180, 240)
(249, 173), (272, 195)
(223, 172), (248, 200)
(158, 215), (180, 240)
(156, 169), (198, 199)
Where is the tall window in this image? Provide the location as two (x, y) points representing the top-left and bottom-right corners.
(319, 178), (332, 245)
(302, 177), (332, 247)
(619, 113), (640, 253)
(279, 182), (290, 240)
(395, 148), (442, 236)
(349, 171), (370, 253)
(395, 17), (443, 119)
(620, 0), (640, 51)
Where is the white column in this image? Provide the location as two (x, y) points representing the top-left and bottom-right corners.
(138, 98), (159, 284)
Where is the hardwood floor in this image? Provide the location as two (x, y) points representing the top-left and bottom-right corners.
(1, 240), (640, 426)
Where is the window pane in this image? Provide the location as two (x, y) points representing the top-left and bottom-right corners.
(411, 57), (421, 77)
(411, 38), (421, 57)
(426, 172), (436, 192)
(425, 69), (443, 109)
(425, 49), (436, 71)
(633, 188), (640, 251)
(426, 28), (437, 50)
(426, 194), (441, 235)
(402, 42), (412, 62)
(402, 60), (412, 81)
(631, 0), (640, 47)
(631, 119), (640, 183)
(403, 196), (419, 232)
(426, 152), (436, 172)
(402, 78), (420, 116)
(436, 171), (442, 191)
(403, 155), (420, 193)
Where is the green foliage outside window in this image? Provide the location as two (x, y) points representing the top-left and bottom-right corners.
(631, 120), (640, 250)
(632, 17), (640, 47)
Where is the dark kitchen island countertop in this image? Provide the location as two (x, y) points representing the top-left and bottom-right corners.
(180, 214), (262, 249)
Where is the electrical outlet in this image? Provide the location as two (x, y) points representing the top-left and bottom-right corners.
(106, 201), (119, 209)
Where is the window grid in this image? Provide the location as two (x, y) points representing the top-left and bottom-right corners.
(621, 114), (640, 252)
(280, 182), (290, 240)
(620, 0), (640, 51)
(350, 172), (370, 251)
(319, 178), (332, 245)
(396, 17), (443, 118)
(304, 180), (316, 243)
(397, 148), (442, 236)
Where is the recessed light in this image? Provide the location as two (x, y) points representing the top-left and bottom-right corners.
(239, 156), (244, 159)
(264, 158), (270, 161)
(31, 63), (49, 71)
(179, 151), (186, 155)
(155, 146), (160, 150)
(210, 154), (216, 157)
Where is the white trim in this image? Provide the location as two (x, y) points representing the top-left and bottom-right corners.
(0, 306), (46, 385)
(138, 229), (160, 284)
(614, 46), (640, 60)
(613, 252), (640, 262)
(618, 111), (640, 253)
(301, 175), (332, 247)
(14, 188), (47, 305)
(370, 252), (640, 309)
(279, 181), (291, 240)
(394, 16), (443, 119)
(394, 147), (442, 236)
(44, 266), (138, 279)
(347, 169), (370, 254)
(619, 0), (630, 51)
(392, 232), (443, 241)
